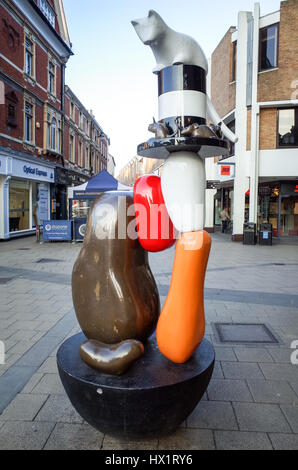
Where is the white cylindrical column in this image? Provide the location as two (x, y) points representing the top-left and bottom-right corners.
(157, 65), (207, 135)
(161, 152), (206, 233)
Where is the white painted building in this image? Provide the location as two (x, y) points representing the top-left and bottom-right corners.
(205, 0), (298, 240)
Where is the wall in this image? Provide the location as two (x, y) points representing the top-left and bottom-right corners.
(211, 27), (237, 118)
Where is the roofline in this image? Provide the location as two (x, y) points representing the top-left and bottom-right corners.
(28, 0), (73, 55)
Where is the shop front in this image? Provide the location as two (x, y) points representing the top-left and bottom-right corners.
(0, 152), (55, 240)
(51, 167), (69, 221)
(258, 182), (298, 238)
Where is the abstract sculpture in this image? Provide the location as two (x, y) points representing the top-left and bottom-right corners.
(57, 10), (237, 438)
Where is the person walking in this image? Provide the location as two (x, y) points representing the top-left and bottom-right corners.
(220, 208), (230, 233)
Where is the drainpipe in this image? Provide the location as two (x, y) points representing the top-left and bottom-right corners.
(61, 63), (65, 167)
(249, 3), (260, 224)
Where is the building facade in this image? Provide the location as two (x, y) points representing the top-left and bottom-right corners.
(117, 156), (164, 187)
(107, 153), (116, 176)
(64, 85), (109, 192)
(206, 0), (298, 240)
(0, 0), (110, 239)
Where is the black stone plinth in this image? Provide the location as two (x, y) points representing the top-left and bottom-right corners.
(57, 333), (215, 439)
(137, 136), (230, 160)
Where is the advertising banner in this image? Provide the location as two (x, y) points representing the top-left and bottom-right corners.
(43, 220), (72, 241)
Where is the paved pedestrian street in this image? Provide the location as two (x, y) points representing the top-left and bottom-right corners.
(0, 233), (298, 450)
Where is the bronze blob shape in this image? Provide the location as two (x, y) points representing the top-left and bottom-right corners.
(80, 339), (144, 376)
(72, 192), (160, 362)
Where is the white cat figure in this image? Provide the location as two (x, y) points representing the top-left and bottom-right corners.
(131, 9), (208, 74)
(131, 10), (238, 144)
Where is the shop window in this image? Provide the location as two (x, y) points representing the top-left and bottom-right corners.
(9, 179), (30, 232)
(24, 36), (34, 77)
(24, 101), (33, 143)
(259, 24), (279, 72)
(281, 197), (298, 237)
(48, 61), (55, 95)
(278, 108), (298, 147)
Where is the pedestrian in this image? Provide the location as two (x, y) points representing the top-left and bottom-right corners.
(220, 207), (230, 233)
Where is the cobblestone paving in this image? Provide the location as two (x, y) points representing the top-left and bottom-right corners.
(0, 233), (298, 450)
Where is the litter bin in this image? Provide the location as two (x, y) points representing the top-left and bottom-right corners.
(243, 222), (257, 245)
(259, 223), (272, 246)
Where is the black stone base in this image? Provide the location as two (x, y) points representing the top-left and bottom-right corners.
(57, 333), (215, 439)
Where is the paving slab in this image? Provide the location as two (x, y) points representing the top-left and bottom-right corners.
(247, 380), (298, 404)
(187, 401), (238, 431)
(280, 405), (298, 433)
(158, 428), (215, 450)
(34, 395), (84, 424)
(269, 433), (298, 450)
(44, 423), (104, 450)
(31, 373), (65, 395)
(221, 362), (264, 380)
(0, 393), (48, 421)
(259, 363), (298, 381)
(102, 435), (158, 450)
(207, 379), (253, 402)
(214, 431), (273, 450)
(233, 403), (292, 433)
(0, 421), (55, 450)
(234, 348), (274, 363)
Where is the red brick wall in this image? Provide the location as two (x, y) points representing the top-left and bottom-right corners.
(258, 0), (298, 102)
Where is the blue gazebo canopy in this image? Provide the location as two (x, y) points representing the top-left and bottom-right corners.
(68, 170), (131, 200)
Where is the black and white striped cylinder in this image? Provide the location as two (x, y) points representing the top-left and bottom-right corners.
(157, 64), (207, 135)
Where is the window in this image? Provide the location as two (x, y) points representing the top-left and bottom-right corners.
(69, 135), (74, 162)
(231, 41), (237, 82)
(278, 108), (298, 147)
(46, 110), (61, 153)
(24, 101), (33, 142)
(70, 102), (75, 121)
(38, 0), (55, 28)
(48, 61), (55, 95)
(79, 141), (83, 167)
(51, 118), (56, 150)
(25, 37), (33, 76)
(259, 24), (279, 72)
(79, 112), (83, 129)
(9, 179), (30, 231)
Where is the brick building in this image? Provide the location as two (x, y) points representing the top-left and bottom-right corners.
(64, 85), (109, 190)
(0, 0), (110, 240)
(205, 0), (298, 240)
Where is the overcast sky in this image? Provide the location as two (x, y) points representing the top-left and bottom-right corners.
(63, 0), (282, 174)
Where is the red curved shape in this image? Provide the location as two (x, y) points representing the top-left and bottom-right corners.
(133, 175), (177, 252)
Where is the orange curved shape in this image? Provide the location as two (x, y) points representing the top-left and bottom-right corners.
(156, 230), (211, 363)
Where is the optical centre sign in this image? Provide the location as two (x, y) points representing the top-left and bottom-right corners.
(0, 155), (54, 182)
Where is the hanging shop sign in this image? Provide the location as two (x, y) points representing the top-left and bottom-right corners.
(217, 163), (235, 179)
(43, 220), (72, 241)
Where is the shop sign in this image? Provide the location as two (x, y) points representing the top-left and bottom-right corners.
(218, 163), (235, 179)
(281, 183), (298, 196)
(43, 220), (72, 241)
(12, 158), (54, 182)
(259, 186), (272, 196)
(221, 166), (231, 176)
